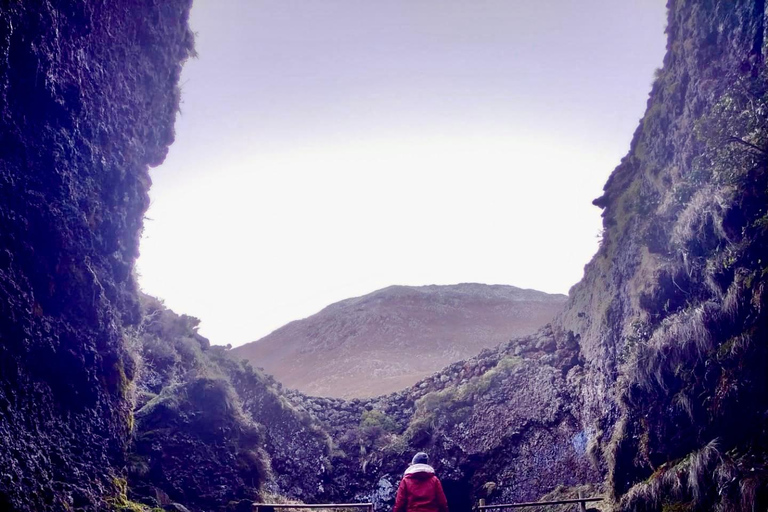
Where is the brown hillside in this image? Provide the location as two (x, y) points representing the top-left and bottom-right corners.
(233, 283), (567, 397)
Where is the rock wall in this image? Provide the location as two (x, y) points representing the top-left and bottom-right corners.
(127, 296), (271, 511)
(556, 0), (768, 509)
(0, 2), (192, 510)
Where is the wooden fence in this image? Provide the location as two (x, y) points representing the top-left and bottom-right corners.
(478, 493), (603, 511)
(252, 492), (603, 512)
(253, 503), (374, 512)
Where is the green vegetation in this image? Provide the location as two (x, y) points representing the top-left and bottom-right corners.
(106, 476), (163, 511)
(418, 357), (521, 413)
(124, 294), (273, 510)
(360, 409), (398, 433)
(395, 356), (524, 446)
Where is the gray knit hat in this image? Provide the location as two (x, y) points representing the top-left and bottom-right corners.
(411, 452), (429, 465)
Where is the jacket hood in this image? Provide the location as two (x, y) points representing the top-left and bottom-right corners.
(404, 463), (435, 476)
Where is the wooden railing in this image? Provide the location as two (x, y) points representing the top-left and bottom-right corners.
(253, 503), (374, 512)
(252, 493), (603, 512)
(478, 493), (603, 511)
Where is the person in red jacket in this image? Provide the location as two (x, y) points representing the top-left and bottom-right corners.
(393, 452), (449, 512)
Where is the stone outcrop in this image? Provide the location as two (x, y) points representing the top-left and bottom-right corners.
(127, 296), (271, 511)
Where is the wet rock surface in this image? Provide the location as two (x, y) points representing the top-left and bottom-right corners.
(129, 377), (265, 510)
(0, 1), (193, 510)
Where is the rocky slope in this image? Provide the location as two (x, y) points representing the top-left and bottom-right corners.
(262, 328), (599, 509)
(234, 284), (567, 397)
(0, 2), (193, 510)
(126, 295), (273, 511)
(119, 295), (336, 511)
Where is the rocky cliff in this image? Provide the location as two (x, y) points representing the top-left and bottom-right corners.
(564, 1), (768, 509)
(234, 284), (567, 398)
(0, 2), (193, 510)
(118, 295), (335, 511)
(126, 295), (274, 511)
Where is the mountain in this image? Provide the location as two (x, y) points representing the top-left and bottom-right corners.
(233, 284), (567, 397)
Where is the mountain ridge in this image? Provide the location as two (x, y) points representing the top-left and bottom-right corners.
(234, 283), (567, 397)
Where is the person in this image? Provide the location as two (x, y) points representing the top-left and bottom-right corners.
(393, 452), (449, 512)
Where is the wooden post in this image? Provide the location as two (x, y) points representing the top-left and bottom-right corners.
(479, 499), (486, 510)
(577, 491), (586, 512)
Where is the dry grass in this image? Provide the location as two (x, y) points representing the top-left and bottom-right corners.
(619, 440), (721, 510)
(670, 185), (729, 254)
(626, 303), (716, 395)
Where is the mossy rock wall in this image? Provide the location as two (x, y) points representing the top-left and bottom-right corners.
(553, 0), (768, 509)
(0, 2), (193, 509)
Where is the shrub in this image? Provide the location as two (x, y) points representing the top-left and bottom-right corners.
(360, 409), (397, 433)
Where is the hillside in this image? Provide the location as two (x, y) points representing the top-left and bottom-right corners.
(234, 284), (567, 397)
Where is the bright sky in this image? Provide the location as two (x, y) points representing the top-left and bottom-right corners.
(137, 0), (668, 347)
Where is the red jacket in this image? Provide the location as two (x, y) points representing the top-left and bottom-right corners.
(393, 464), (449, 512)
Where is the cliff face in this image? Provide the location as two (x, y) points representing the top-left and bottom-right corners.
(235, 284), (567, 398)
(0, 2), (192, 510)
(557, 0), (768, 509)
(127, 296), (273, 511)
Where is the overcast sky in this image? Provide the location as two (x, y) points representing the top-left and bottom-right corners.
(136, 0), (667, 347)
